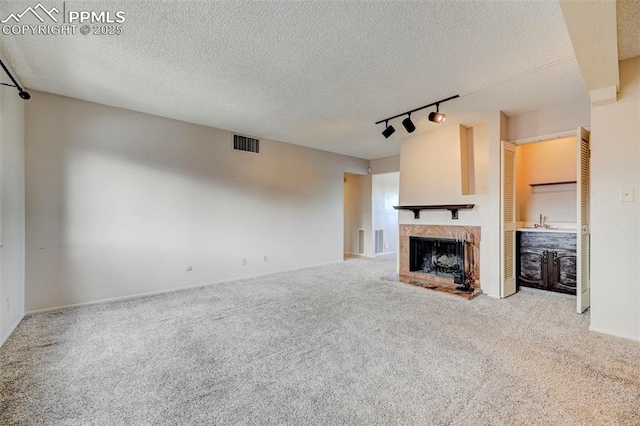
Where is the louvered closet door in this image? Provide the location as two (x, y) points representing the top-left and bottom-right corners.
(501, 141), (517, 297)
(576, 127), (591, 313)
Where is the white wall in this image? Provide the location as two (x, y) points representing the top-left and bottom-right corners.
(343, 173), (373, 256)
(25, 91), (368, 312)
(398, 118), (504, 298)
(0, 85), (25, 346)
(507, 100), (591, 141)
(372, 172), (399, 254)
(370, 155), (400, 174)
(400, 125), (465, 204)
(589, 56), (640, 340)
(516, 137), (577, 223)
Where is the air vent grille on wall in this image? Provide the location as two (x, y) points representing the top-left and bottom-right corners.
(234, 135), (260, 153)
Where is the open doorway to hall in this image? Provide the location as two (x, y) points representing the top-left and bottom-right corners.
(343, 172), (399, 260)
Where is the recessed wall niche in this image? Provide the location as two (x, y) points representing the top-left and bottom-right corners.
(461, 124), (489, 196)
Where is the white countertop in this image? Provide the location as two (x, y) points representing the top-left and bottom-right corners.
(516, 222), (577, 233)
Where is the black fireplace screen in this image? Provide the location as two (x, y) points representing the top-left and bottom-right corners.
(409, 236), (465, 284)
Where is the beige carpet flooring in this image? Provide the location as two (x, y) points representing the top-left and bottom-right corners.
(1, 255), (639, 425)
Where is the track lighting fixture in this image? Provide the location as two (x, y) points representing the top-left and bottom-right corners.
(0, 59), (30, 100)
(381, 120), (395, 138)
(402, 113), (416, 133)
(428, 103), (446, 124)
(376, 94), (458, 137)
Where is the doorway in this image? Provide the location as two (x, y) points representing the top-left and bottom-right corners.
(343, 173), (372, 258)
(343, 171), (399, 259)
(501, 128), (590, 313)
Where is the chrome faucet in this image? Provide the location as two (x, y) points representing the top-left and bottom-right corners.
(533, 214), (553, 229)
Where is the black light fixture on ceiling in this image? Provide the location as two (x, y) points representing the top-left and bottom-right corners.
(0, 59), (30, 100)
(381, 120), (395, 138)
(428, 103), (446, 124)
(402, 113), (416, 133)
(376, 94), (458, 137)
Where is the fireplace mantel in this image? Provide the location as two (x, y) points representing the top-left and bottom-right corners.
(393, 204), (475, 220)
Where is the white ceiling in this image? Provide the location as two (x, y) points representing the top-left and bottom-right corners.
(618, 0), (640, 60)
(0, 1), (634, 160)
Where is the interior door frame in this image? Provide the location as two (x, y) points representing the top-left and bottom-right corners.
(504, 129), (591, 313)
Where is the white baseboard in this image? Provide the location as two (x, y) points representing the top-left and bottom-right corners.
(26, 259), (344, 315)
(0, 315), (24, 349)
(376, 251), (397, 257)
(588, 326), (640, 342)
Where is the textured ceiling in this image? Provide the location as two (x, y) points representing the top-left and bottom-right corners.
(618, 0), (640, 60)
(0, 1), (605, 159)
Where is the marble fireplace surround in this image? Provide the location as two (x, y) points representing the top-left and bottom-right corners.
(399, 224), (481, 299)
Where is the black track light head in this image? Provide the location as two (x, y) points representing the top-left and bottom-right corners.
(402, 114), (416, 133)
(428, 103), (446, 124)
(382, 121), (395, 138)
(18, 90), (30, 100)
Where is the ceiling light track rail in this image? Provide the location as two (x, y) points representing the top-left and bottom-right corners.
(376, 94), (458, 138)
(375, 94), (459, 125)
(0, 59), (30, 100)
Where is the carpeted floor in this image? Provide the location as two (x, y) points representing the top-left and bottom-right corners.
(1, 255), (639, 425)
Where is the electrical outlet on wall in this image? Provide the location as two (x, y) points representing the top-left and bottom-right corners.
(263, 255), (268, 263)
(5, 297), (10, 311)
(242, 258), (247, 266)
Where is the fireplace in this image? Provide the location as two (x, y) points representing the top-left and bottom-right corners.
(409, 237), (466, 285)
(399, 225), (481, 299)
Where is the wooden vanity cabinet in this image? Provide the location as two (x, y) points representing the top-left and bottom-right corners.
(517, 231), (577, 295)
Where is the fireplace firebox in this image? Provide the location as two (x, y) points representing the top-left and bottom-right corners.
(409, 236), (467, 285)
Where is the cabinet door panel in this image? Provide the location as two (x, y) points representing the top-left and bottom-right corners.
(519, 251), (545, 288)
(555, 255), (577, 295)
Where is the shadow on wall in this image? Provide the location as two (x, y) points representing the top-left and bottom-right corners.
(25, 91), (368, 311)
